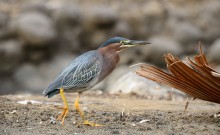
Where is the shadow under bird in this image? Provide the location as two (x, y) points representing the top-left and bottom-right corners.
(43, 37), (150, 126)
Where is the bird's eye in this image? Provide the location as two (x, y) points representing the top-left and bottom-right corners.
(120, 40), (130, 45)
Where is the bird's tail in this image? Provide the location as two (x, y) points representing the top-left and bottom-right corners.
(44, 89), (60, 98)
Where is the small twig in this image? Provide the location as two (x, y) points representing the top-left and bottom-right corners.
(171, 88), (174, 101)
(184, 98), (189, 113)
(121, 108), (125, 117)
(129, 63), (145, 68)
(184, 97), (196, 113)
(212, 71), (220, 77)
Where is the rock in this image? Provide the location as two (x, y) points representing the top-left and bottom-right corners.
(168, 20), (202, 44)
(79, 6), (118, 49)
(52, 4), (81, 26)
(13, 54), (75, 93)
(0, 12), (9, 38)
(82, 6), (118, 28)
(107, 71), (186, 101)
(50, 4), (82, 52)
(142, 1), (165, 17)
(196, 1), (220, 41)
(108, 72), (171, 97)
(208, 39), (220, 64)
(114, 21), (132, 38)
(119, 47), (144, 65)
(104, 66), (131, 91)
(166, 20), (202, 54)
(10, 12), (57, 45)
(141, 36), (183, 67)
(142, 1), (166, 34)
(13, 64), (43, 92)
(0, 39), (23, 75)
(20, 1), (50, 15)
(0, 77), (21, 94)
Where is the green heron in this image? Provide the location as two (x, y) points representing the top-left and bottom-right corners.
(43, 37), (150, 126)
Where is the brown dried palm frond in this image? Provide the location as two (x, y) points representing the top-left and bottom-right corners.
(136, 45), (220, 104)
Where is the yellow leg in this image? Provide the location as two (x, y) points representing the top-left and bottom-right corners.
(74, 92), (103, 126)
(57, 88), (69, 125)
(74, 93), (85, 119)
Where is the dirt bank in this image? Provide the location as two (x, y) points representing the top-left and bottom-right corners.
(0, 93), (220, 135)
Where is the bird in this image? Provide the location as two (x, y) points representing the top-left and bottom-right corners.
(43, 37), (150, 126)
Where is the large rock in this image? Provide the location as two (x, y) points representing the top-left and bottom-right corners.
(140, 36), (183, 67)
(141, 1), (166, 36)
(196, 1), (220, 41)
(13, 54), (75, 93)
(79, 6), (118, 49)
(0, 12), (9, 38)
(82, 6), (118, 28)
(104, 66), (131, 91)
(10, 12), (57, 45)
(52, 4), (81, 26)
(168, 20), (202, 43)
(208, 39), (220, 64)
(119, 47), (144, 65)
(0, 39), (23, 75)
(107, 72), (186, 100)
(20, 1), (50, 15)
(51, 4), (82, 53)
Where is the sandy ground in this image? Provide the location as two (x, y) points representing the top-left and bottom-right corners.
(0, 92), (220, 135)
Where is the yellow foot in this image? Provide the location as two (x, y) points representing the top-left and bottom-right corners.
(57, 107), (69, 125)
(83, 120), (103, 127)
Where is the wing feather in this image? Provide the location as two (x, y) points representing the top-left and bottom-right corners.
(43, 51), (102, 95)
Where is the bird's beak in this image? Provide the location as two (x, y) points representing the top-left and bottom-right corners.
(120, 40), (150, 48)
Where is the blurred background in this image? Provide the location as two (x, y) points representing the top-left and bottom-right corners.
(0, 0), (220, 99)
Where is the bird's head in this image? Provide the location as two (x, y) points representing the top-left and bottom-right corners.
(98, 37), (150, 52)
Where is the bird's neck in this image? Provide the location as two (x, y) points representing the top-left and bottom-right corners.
(98, 46), (120, 77)
(98, 47), (120, 64)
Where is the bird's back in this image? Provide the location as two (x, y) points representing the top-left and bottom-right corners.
(43, 50), (103, 98)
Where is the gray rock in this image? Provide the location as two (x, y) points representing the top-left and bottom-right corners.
(79, 6), (118, 49)
(141, 1), (166, 35)
(119, 47), (144, 65)
(51, 4), (82, 52)
(0, 12), (9, 38)
(168, 20), (202, 43)
(140, 36), (183, 67)
(10, 12), (57, 45)
(114, 21), (132, 38)
(104, 66), (131, 91)
(208, 39), (220, 64)
(0, 77), (21, 94)
(20, 1), (50, 15)
(0, 39), (23, 75)
(13, 54), (75, 93)
(142, 1), (165, 17)
(82, 6), (118, 28)
(14, 64), (43, 92)
(107, 72), (186, 100)
(52, 4), (81, 26)
(196, 1), (220, 41)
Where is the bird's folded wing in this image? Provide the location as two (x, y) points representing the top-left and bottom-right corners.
(61, 56), (102, 88)
(136, 45), (220, 104)
(43, 51), (102, 94)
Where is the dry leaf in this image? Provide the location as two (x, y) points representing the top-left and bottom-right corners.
(136, 45), (220, 104)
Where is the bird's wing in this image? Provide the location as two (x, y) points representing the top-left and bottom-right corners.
(43, 51), (102, 95)
(61, 54), (102, 89)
